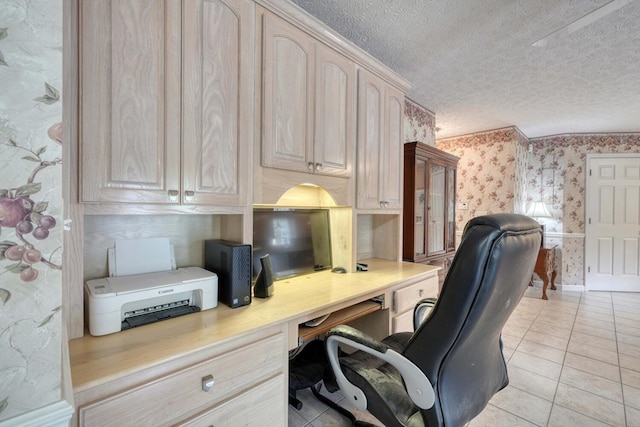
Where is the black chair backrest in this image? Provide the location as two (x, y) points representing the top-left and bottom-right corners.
(403, 214), (542, 426)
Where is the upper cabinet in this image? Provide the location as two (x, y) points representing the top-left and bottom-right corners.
(261, 11), (354, 178)
(356, 69), (404, 210)
(80, 0), (253, 206)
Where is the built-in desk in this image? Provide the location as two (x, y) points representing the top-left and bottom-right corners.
(68, 258), (438, 426)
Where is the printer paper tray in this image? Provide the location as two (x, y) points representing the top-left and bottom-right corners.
(121, 305), (201, 331)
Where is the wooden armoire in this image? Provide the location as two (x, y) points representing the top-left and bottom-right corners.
(403, 141), (460, 288)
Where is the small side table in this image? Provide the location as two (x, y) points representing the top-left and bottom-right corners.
(531, 245), (557, 300)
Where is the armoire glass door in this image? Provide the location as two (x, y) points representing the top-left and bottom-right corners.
(414, 158), (427, 257)
(427, 162), (446, 255)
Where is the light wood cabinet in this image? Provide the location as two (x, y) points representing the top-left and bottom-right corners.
(403, 142), (459, 288)
(74, 328), (286, 427)
(80, 0), (252, 206)
(356, 68), (404, 210)
(261, 10), (354, 177)
(391, 273), (438, 333)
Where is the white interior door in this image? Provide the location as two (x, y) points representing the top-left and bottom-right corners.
(585, 154), (640, 291)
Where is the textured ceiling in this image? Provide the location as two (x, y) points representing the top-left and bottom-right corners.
(290, 0), (640, 139)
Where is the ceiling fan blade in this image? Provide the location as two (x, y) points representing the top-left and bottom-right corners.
(533, 0), (635, 46)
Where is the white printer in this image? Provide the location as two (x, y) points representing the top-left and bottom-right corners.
(85, 267), (218, 336)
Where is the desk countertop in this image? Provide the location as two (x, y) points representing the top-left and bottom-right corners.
(69, 258), (438, 392)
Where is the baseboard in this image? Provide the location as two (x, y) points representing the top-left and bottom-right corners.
(0, 400), (74, 427)
(529, 280), (584, 293)
(561, 284), (585, 292)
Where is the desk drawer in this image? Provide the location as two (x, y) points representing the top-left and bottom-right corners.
(78, 332), (284, 427)
(393, 275), (438, 315)
(178, 375), (285, 426)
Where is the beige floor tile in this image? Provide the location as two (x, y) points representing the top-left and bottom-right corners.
(572, 322), (617, 341)
(503, 346), (516, 362)
(489, 385), (553, 426)
(616, 323), (640, 338)
(554, 383), (625, 426)
(616, 320), (640, 335)
(567, 341), (619, 365)
(618, 341), (640, 358)
(578, 306), (614, 320)
(576, 310), (614, 324)
(576, 317), (616, 332)
(469, 404), (537, 427)
(559, 366), (623, 403)
(563, 352), (621, 382)
(622, 367), (640, 388)
(517, 339), (566, 364)
(524, 330), (569, 351)
(507, 365), (559, 401)
(531, 317), (573, 334)
(615, 310), (640, 323)
(626, 406), (640, 427)
(624, 384), (640, 410)
(509, 350), (563, 381)
(529, 322), (573, 341)
(570, 331), (618, 352)
(618, 331), (640, 347)
(288, 407), (310, 427)
(503, 323), (530, 339)
(620, 353), (640, 373)
(539, 311), (577, 325)
(547, 404), (612, 427)
(502, 332), (523, 350)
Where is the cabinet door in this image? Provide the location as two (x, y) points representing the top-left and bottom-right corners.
(81, 0), (181, 203)
(261, 13), (315, 174)
(382, 86), (404, 209)
(182, 0), (253, 206)
(356, 69), (404, 209)
(314, 43), (354, 177)
(356, 69), (383, 209)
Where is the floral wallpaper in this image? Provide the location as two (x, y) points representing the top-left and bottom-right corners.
(435, 127), (640, 290)
(436, 128), (524, 224)
(404, 98), (436, 145)
(0, 0), (63, 421)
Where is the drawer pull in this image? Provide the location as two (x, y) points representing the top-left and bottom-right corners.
(419, 289), (424, 297)
(202, 374), (215, 392)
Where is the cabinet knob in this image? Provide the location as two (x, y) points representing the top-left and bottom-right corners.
(202, 374), (214, 392)
(307, 162), (314, 171)
(168, 190), (179, 202)
(184, 190), (195, 202)
(419, 289), (424, 297)
(315, 162), (322, 171)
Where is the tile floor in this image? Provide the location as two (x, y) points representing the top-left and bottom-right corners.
(288, 287), (640, 427)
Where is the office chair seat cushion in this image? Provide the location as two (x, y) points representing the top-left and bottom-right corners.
(327, 332), (425, 427)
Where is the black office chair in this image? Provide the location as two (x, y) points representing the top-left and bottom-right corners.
(323, 214), (542, 427)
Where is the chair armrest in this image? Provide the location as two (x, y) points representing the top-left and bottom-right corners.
(326, 325), (435, 410)
(414, 297), (438, 330)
